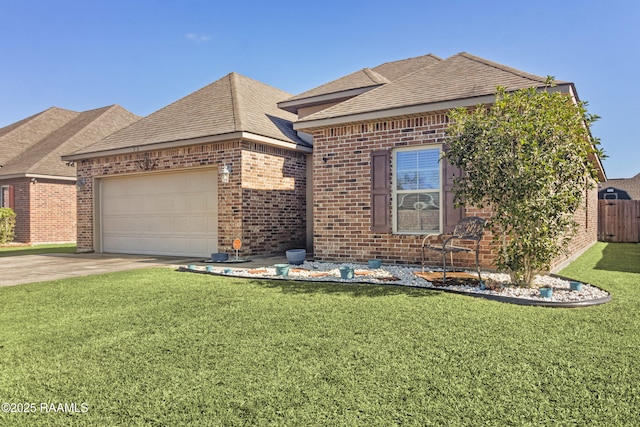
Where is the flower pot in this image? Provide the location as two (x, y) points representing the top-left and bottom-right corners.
(569, 281), (582, 291)
(339, 266), (354, 280)
(211, 253), (229, 262)
(539, 288), (553, 298)
(368, 259), (382, 269)
(286, 249), (306, 265)
(274, 264), (290, 277)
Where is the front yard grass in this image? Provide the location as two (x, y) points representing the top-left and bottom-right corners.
(0, 242), (638, 426)
(0, 243), (76, 257)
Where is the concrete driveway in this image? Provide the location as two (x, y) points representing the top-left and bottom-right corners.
(0, 253), (195, 287)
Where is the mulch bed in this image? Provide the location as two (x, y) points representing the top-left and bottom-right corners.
(414, 271), (482, 287)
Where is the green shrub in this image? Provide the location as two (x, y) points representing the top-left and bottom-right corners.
(0, 207), (16, 244)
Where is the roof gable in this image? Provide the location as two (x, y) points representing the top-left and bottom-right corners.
(0, 106), (140, 178)
(279, 54), (442, 113)
(0, 107), (79, 165)
(72, 73), (307, 157)
(296, 52), (558, 127)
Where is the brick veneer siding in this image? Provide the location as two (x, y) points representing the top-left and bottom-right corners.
(0, 178), (31, 243)
(0, 177), (76, 244)
(75, 140), (306, 256)
(305, 112), (598, 271)
(549, 183), (599, 272)
(29, 178), (77, 243)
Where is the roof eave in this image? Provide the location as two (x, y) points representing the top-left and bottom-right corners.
(0, 173), (76, 182)
(278, 86), (381, 114)
(294, 83), (574, 131)
(62, 131), (311, 161)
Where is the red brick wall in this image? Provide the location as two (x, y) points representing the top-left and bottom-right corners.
(0, 177), (77, 244)
(307, 113), (598, 271)
(0, 178), (31, 243)
(76, 140), (306, 256)
(29, 178), (77, 243)
(549, 184), (599, 272)
(241, 144), (307, 254)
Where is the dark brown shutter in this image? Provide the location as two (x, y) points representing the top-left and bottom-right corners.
(371, 150), (391, 233)
(7, 185), (15, 210)
(442, 157), (463, 233)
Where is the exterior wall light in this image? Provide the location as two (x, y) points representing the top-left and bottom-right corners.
(220, 164), (231, 183)
(30, 177), (38, 184)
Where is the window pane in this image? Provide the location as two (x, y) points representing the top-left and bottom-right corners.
(417, 150), (439, 189)
(396, 192), (440, 232)
(396, 150), (439, 191)
(396, 151), (418, 190)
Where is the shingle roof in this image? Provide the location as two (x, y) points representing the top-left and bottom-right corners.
(71, 72), (307, 157)
(279, 54), (442, 112)
(297, 52), (560, 125)
(0, 105), (139, 178)
(599, 173), (640, 200)
(0, 108), (79, 166)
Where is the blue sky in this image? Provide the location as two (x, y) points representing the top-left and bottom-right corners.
(1, 0), (638, 178)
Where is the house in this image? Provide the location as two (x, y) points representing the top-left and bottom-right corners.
(0, 105), (139, 244)
(598, 173), (640, 200)
(62, 73), (311, 257)
(63, 52), (605, 272)
(282, 52), (605, 271)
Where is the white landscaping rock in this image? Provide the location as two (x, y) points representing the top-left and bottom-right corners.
(194, 261), (609, 304)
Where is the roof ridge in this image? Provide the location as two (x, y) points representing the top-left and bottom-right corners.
(455, 52), (549, 83)
(362, 68), (391, 85)
(27, 108), (111, 172)
(372, 53), (443, 70)
(228, 72), (243, 130)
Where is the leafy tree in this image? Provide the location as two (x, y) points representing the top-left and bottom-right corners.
(445, 79), (604, 287)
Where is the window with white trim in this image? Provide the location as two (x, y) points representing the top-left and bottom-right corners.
(0, 186), (8, 208)
(392, 146), (441, 234)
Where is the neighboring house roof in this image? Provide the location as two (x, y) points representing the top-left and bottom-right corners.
(0, 105), (140, 180)
(279, 53), (442, 113)
(294, 52), (572, 129)
(0, 107), (79, 166)
(598, 173), (640, 200)
(66, 72), (309, 160)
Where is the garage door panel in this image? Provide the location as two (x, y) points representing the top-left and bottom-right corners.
(100, 169), (218, 257)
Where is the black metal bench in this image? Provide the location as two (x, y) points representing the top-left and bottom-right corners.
(421, 216), (486, 284)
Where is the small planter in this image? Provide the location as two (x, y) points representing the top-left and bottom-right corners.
(569, 281), (582, 291)
(368, 259), (382, 269)
(274, 264), (290, 277)
(539, 287), (553, 298)
(211, 253), (229, 262)
(339, 266), (354, 280)
(286, 249), (306, 265)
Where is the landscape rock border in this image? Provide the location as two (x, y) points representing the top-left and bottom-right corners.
(177, 262), (611, 308)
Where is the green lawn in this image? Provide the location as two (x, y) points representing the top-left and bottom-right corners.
(0, 243), (76, 257)
(0, 243), (638, 426)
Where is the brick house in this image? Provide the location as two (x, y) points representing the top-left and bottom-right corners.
(280, 52), (605, 272)
(0, 105), (139, 244)
(63, 52), (604, 271)
(63, 73), (311, 257)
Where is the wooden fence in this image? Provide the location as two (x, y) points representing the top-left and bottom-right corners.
(598, 200), (640, 243)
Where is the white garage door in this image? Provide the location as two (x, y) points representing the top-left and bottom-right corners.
(100, 168), (218, 257)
